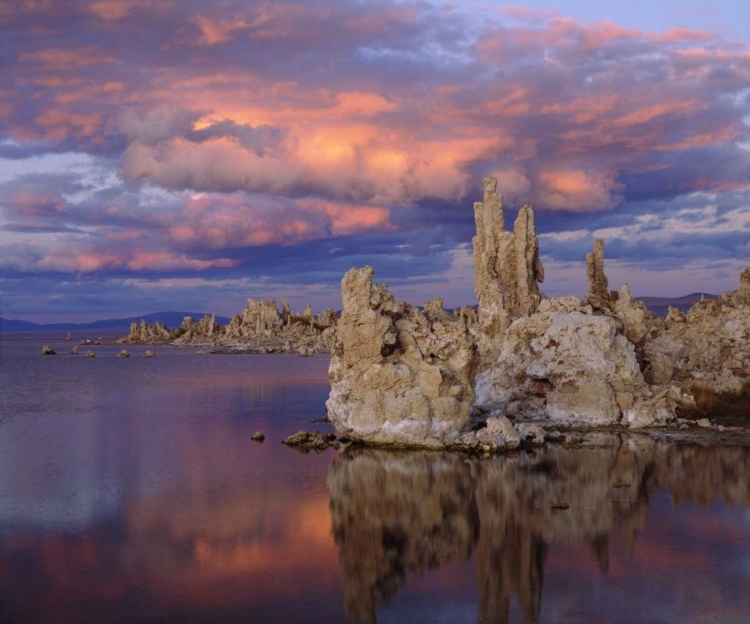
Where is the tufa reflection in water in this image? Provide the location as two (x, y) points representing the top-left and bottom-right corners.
(327, 435), (750, 624)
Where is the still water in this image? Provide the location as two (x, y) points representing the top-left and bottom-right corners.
(1, 334), (749, 623)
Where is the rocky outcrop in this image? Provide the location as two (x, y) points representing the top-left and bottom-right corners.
(474, 304), (682, 428)
(614, 283), (652, 345)
(326, 266), (477, 449)
(583, 238), (610, 310)
(642, 272), (750, 393)
(119, 299), (339, 353)
(473, 177), (544, 351)
(326, 178), (749, 444)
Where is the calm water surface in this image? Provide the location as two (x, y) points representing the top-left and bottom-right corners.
(1, 333), (749, 623)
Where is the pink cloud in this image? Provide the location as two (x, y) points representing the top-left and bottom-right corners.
(536, 170), (625, 211)
(35, 250), (237, 273)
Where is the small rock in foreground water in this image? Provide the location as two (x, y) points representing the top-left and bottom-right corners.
(117, 350), (130, 358)
(282, 431), (337, 450)
(144, 350), (156, 358)
(251, 432), (266, 442)
(41, 345), (56, 355)
(85, 350), (96, 358)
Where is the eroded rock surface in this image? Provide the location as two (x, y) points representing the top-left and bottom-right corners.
(474, 307), (679, 427)
(327, 178), (749, 443)
(583, 238), (610, 310)
(326, 266), (477, 448)
(119, 299), (339, 354)
(642, 273), (750, 393)
(473, 177), (544, 355)
(282, 430), (337, 450)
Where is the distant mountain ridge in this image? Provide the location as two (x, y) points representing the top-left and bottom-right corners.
(0, 311), (232, 332)
(636, 292), (716, 317)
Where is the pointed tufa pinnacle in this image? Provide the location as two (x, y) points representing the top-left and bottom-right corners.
(737, 267), (750, 306)
(472, 177), (544, 342)
(584, 238), (610, 309)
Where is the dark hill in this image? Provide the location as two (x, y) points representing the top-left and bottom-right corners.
(0, 311), (231, 332)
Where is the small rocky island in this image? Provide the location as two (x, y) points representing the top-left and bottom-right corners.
(326, 178), (750, 450)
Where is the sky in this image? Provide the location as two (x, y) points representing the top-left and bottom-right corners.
(0, 0), (749, 323)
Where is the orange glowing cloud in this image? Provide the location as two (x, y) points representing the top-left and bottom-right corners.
(536, 170), (625, 211)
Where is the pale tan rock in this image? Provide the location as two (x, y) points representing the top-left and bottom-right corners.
(643, 278), (750, 393)
(583, 239), (610, 309)
(41, 344), (56, 355)
(326, 266), (477, 448)
(144, 350), (156, 358)
(476, 414), (521, 449)
(70, 345), (79, 355)
(614, 284), (652, 344)
(473, 177), (543, 347)
(169, 296), (338, 354)
(475, 311), (658, 426)
(646, 352), (674, 385)
(117, 349), (130, 358)
(85, 350), (96, 357)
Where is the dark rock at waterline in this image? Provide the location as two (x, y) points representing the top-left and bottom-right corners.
(282, 431), (337, 450)
(251, 432), (266, 442)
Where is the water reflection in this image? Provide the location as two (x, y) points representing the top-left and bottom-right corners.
(328, 436), (750, 624)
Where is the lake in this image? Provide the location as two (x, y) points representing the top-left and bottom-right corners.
(1, 333), (749, 623)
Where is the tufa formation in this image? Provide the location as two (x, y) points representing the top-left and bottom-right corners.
(327, 177), (749, 449)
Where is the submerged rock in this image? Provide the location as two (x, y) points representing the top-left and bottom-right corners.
(41, 344), (56, 355)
